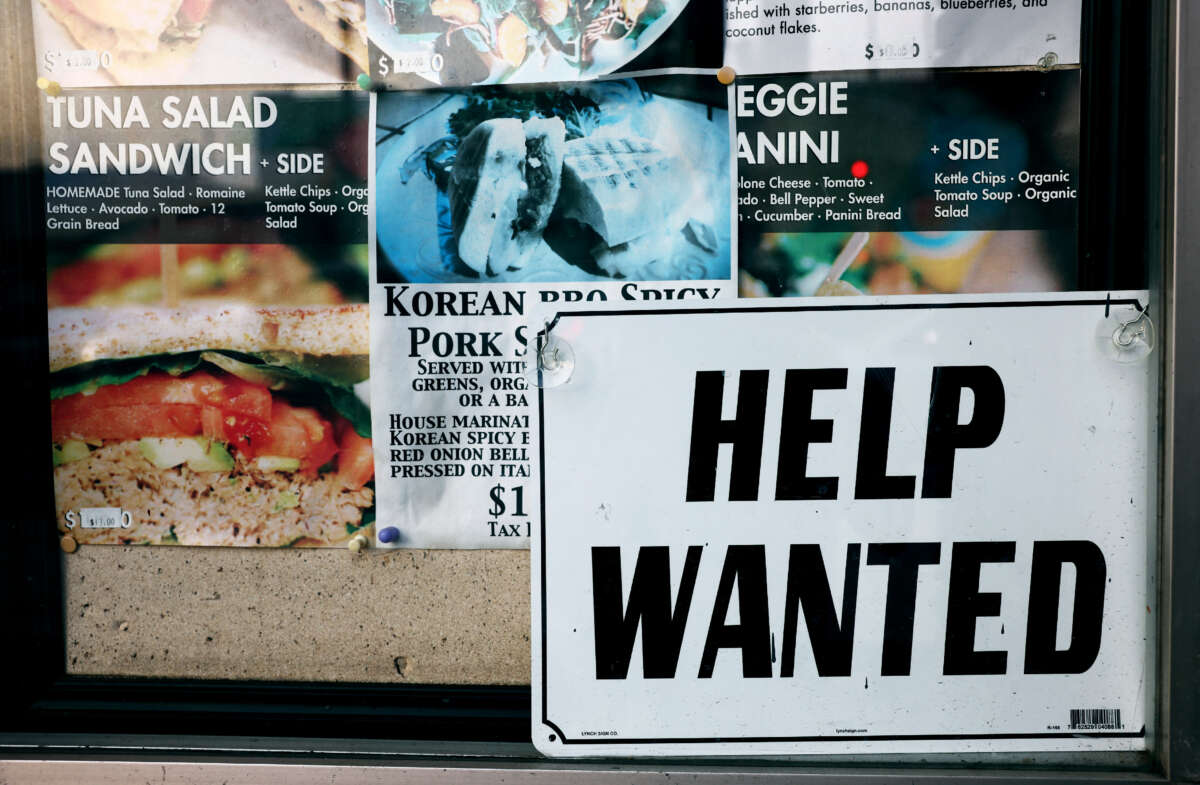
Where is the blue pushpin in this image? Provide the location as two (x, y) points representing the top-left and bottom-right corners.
(379, 526), (400, 544)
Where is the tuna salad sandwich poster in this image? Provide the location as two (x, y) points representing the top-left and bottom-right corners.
(42, 89), (376, 548)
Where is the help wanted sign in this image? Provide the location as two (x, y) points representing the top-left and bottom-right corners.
(532, 293), (1154, 756)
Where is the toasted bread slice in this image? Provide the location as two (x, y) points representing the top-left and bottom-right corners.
(49, 304), (369, 372)
(495, 117), (566, 272)
(557, 135), (683, 247)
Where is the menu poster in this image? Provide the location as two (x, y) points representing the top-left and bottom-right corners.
(369, 75), (734, 547)
(45, 89), (375, 549)
(735, 69), (1080, 298)
(367, 0), (720, 89)
(32, 0), (368, 87)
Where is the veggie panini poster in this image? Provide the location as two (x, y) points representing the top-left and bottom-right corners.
(735, 70), (1081, 298)
(33, 0), (368, 87)
(367, 0), (719, 88)
(369, 75), (734, 548)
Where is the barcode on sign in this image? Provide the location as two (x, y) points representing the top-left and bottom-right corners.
(1069, 708), (1122, 730)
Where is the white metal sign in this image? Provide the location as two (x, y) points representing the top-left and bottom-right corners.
(532, 293), (1154, 756)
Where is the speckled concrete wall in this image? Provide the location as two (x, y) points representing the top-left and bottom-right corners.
(63, 547), (531, 684)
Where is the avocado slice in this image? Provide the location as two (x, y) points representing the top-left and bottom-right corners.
(253, 456), (301, 473)
(52, 440), (91, 467)
(139, 438), (234, 472)
(273, 491), (300, 512)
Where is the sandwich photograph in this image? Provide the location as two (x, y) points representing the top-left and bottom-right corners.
(48, 305), (374, 547)
(47, 243), (369, 307)
(375, 76), (731, 285)
(33, 0), (368, 86)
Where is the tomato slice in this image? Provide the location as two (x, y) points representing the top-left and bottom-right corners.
(180, 0), (215, 23)
(51, 402), (203, 442)
(199, 404), (270, 453)
(67, 372), (270, 418)
(52, 372), (270, 443)
(247, 401), (339, 474)
(51, 370), (352, 476)
(48, 246), (162, 306)
(47, 244), (241, 306)
(335, 419), (374, 488)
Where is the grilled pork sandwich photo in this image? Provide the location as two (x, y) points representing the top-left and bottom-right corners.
(448, 119), (692, 278)
(49, 306), (374, 547)
(376, 79), (730, 285)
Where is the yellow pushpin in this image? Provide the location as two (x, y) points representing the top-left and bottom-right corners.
(60, 534), (78, 553)
(348, 533), (369, 553)
(37, 77), (62, 97)
(717, 66), (736, 85)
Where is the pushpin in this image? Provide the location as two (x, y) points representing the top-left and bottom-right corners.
(717, 66), (736, 85)
(379, 526), (400, 544)
(348, 533), (369, 553)
(37, 77), (63, 97)
(355, 73), (372, 91)
(60, 534), (78, 553)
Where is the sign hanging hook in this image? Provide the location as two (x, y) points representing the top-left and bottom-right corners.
(1097, 296), (1154, 363)
(533, 320), (575, 389)
(1113, 304), (1152, 349)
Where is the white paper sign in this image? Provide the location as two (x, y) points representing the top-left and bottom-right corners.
(533, 292), (1154, 756)
(368, 79), (735, 549)
(725, 1), (1081, 75)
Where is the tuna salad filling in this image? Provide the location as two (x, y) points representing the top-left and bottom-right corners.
(50, 349), (373, 546)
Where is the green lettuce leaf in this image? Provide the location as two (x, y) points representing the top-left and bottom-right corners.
(50, 354), (207, 399)
(50, 350), (371, 438)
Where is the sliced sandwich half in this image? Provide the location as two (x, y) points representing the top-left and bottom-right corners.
(50, 305), (374, 547)
(38, 0), (214, 85)
(555, 135), (689, 277)
(448, 116), (566, 276)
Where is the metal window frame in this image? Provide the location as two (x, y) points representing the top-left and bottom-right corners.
(2, 0), (1195, 781)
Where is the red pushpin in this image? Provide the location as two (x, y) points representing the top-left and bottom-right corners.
(851, 160), (869, 179)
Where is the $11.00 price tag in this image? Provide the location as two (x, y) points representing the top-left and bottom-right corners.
(73, 507), (131, 529)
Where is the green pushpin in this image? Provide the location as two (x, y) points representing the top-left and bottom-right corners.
(356, 73), (372, 91)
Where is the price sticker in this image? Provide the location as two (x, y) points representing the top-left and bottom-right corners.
(375, 52), (444, 77)
(78, 507), (132, 529)
(42, 49), (108, 73)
